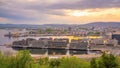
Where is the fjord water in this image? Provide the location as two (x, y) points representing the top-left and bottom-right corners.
(0, 29), (17, 54)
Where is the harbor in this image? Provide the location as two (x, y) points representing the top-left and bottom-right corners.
(0, 29), (120, 57)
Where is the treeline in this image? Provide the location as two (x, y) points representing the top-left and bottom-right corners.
(0, 50), (120, 68)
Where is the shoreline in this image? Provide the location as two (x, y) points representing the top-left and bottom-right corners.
(31, 54), (101, 59)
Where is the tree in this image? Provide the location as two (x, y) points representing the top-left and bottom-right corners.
(46, 28), (53, 34)
(39, 57), (49, 65)
(49, 59), (61, 68)
(90, 58), (97, 68)
(97, 53), (118, 68)
(15, 50), (33, 68)
(59, 57), (90, 68)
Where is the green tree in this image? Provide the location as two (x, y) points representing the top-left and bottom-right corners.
(59, 57), (89, 68)
(15, 50), (33, 68)
(49, 59), (61, 68)
(46, 28), (53, 34)
(39, 57), (49, 65)
(97, 53), (118, 68)
(90, 58), (97, 68)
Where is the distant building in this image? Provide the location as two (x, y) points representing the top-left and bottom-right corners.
(70, 40), (88, 50)
(29, 40), (48, 48)
(112, 34), (120, 45)
(48, 40), (68, 48)
(54, 38), (69, 43)
(13, 38), (36, 46)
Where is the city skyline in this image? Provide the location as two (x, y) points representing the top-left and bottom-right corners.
(0, 0), (120, 24)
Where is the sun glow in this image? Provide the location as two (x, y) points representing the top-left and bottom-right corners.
(66, 8), (120, 18)
(71, 11), (89, 16)
(67, 10), (90, 16)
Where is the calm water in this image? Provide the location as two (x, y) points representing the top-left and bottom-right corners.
(0, 29), (24, 54)
(0, 29), (87, 55)
(0, 29), (25, 45)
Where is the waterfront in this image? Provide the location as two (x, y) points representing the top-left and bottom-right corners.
(0, 29), (89, 55)
(0, 29), (120, 56)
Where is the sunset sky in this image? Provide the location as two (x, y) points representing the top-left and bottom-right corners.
(0, 0), (120, 24)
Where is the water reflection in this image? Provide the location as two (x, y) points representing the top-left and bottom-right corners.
(48, 49), (67, 55)
(12, 48), (87, 55)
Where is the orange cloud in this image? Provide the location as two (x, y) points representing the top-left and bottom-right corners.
(60, 8), (120, 24)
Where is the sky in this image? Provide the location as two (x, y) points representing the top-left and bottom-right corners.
(0, 0), (120, 24)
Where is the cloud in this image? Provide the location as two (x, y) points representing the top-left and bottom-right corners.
(0, 0), (120, 24)
(48, 0), (120, 9)
(0, 9), (33, 20)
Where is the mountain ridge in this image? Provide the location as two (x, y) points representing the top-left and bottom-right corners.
(0, 22), (120, 28)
